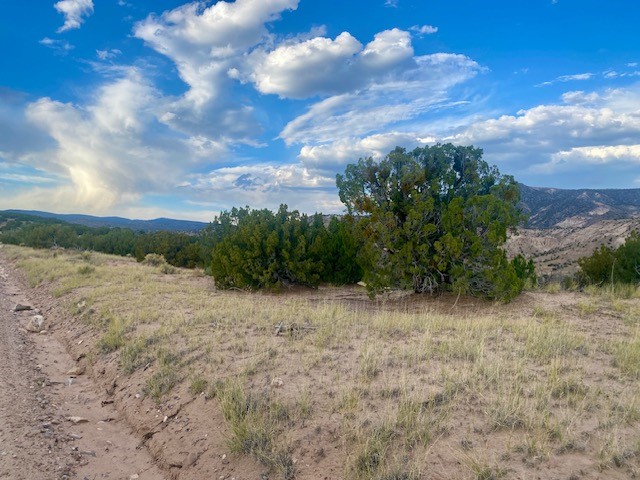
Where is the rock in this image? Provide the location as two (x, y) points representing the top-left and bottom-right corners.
(270, 377), (284, 388)
(183, 452), (198, 468)
(66, 416), (89, 424)
(106, 377), (117, 396)
(12, 303), (32, 312)
(129, 475), (140, 480)
(25, 315), (45, 333)
(67, 366), (85, 376)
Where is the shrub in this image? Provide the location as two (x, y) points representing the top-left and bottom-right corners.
(337, 144), (529, 301)
(142, 253), (167, 267)
(579, 231), (640, 286)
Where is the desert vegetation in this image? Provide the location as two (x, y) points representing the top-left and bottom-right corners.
(578, 230), (640, 287)
(2, 144), (639, 478)
(2, 244), (638, 479)
(1, 144), (536, 302)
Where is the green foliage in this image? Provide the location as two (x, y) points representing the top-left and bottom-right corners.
(321, 216), (363, 285)
(141, 253), (167, 266)
(210, 205), (326, 290)
(0, 211), (207, 269)
(512, 254), (537, 287)
(336, 144), (527, 301)
(579, 231), (640, 285)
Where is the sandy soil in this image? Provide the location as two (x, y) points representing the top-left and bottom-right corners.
(0, 259), (165, 480)
(2, 246), (639, 480)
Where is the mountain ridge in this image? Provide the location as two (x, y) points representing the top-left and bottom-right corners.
(518, 184), (640, 228)
(5, 183), (640, 232)
(4, 210), (209, 233)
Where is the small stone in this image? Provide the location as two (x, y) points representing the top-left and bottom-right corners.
(26, 315), (45, 333)
(221, 454), (229, 464)
(67, 366), (85, 376)
(163, 415), (168, 423)
(183, 452), (198, 468)
(66, 416), (89, 424)
(270, 377), (284, 388)
(129, 475), (139, 480)
(13, 304), (32, 312)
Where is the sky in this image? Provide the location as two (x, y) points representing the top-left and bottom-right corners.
(1, 0), (639, 221)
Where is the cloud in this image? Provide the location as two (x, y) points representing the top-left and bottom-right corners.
(385, 0), (399, 7)
(561, 90), (600, 105)
(248, 29), (414, 99)
(39, 37), (74, 53)
(281, 53), (482, 145)
(0, 172), (58, 184)
(298, 132), (434, 173)
(182, 164), (341, 213)
(536, 72), (594, 87)
(54, 0), (94, 33)
(17, 69), (211, 212)
(96, 49), (122, 60)
(546, 144), (640, 169)
(0, 89), (56, 161)
(410, 25), (438, 36)
(603, 69), (640, 79)
(133, 0), (298, 142)
(444, 85), (640, 185)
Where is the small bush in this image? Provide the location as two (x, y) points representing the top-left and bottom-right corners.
(98, 316), (127, 353)
(77, 265), (95, 275)
(160, 263), (177, 275)
(142, 253), (167, 267)
(145, 366), (180, 401)
(579, 231), (640, 286)
(189, 375), (208, 395)
(215, 379), (295, 479)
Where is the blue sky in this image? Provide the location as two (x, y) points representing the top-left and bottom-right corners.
(1, 0), (639, 221)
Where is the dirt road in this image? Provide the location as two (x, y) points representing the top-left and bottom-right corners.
(0, 259), (165, 480)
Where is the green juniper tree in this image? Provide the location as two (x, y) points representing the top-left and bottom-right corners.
(336, 144), (529, 301)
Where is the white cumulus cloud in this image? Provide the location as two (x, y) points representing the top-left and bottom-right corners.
(410, 25), (438, 36)
(281, 53), (482, 145)
(133, 0), (298, 143)
(248, 29), (414, 99)
(298, 132), (433, 173)
(19, 69), (209, 212)
(54, 0), (94, 33)
(183, 164), (340, 213)
(444, 85), (640, 186)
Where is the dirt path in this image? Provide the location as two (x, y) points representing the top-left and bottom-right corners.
(0, 260), (166, 480)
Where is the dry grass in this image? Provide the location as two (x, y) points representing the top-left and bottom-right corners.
(3, 244), (640, 479)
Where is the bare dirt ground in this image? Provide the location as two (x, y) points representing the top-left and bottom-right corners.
(0, 258), (165, 479)
(1, 245), (639, 480)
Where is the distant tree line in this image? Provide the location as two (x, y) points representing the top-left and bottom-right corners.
(0, 212), (208, 268)
(0, 144), (538, 301)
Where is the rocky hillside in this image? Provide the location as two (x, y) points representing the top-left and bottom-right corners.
(510, 185), (640, 279)
(518, 184), (640, 229)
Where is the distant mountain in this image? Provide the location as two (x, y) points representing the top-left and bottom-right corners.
(518, 184), (640, 229)
(5, 210), (209, 233)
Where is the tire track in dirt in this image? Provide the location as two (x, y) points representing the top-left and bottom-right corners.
(0, 257), (166, 480)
